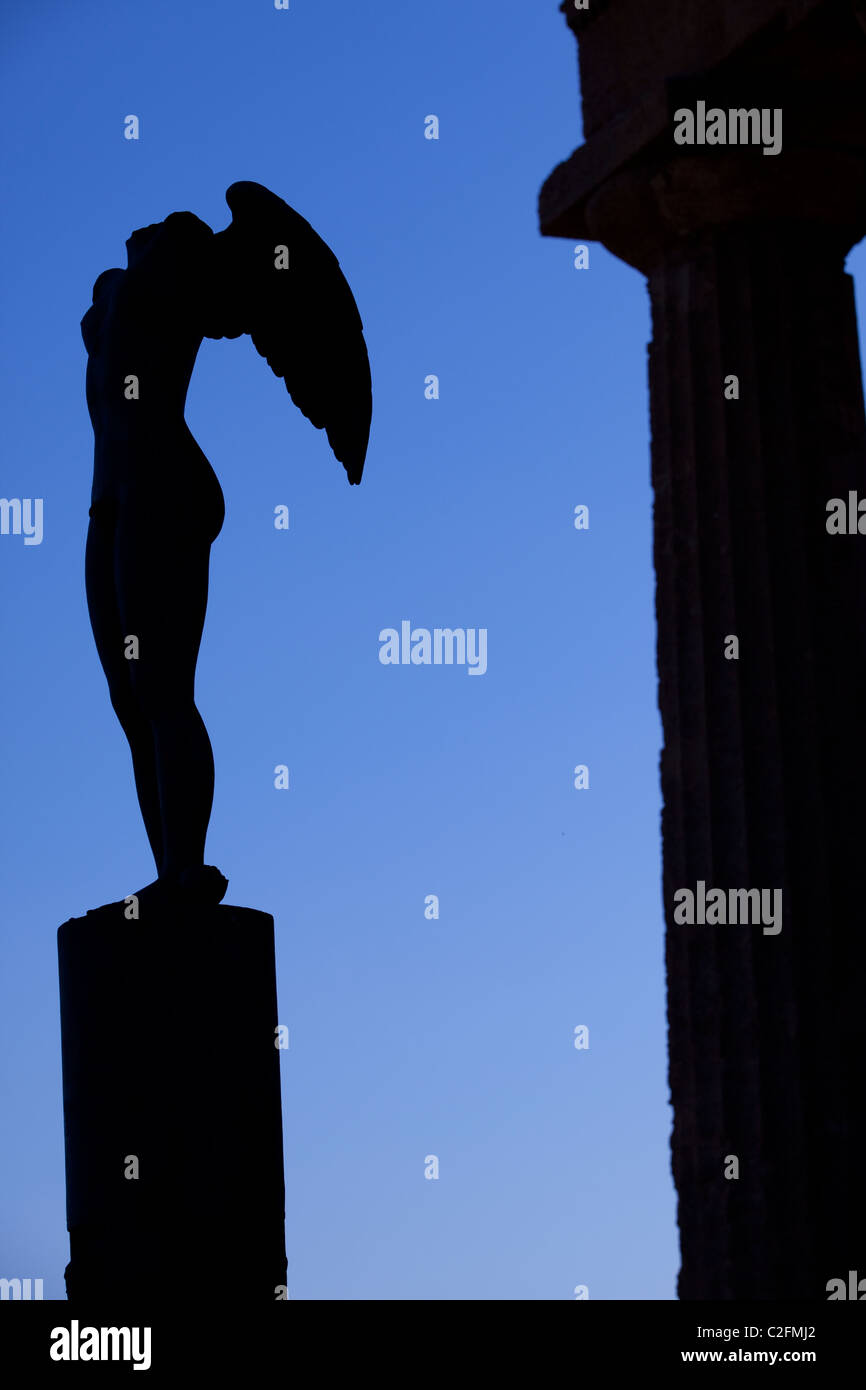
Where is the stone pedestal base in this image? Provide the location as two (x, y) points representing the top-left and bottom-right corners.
(58, 900), (287, 1300)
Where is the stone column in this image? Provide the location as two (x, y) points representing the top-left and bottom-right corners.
(541, 0), (866, 1297)
(58, 900), (287, 1300)
(650, 217), (866, 1298)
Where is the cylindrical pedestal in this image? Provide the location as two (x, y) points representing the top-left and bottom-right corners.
(58, 900), (287, 1300)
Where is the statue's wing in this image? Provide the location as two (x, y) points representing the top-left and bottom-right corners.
(203, 182), (372, 485)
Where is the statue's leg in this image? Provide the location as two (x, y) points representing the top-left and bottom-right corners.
(85, 504), (164, 870)
(113, 500), (220, 887)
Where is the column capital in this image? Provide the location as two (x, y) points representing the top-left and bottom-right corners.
(540, 0), (866, 273)
(581, 147), (866, 274)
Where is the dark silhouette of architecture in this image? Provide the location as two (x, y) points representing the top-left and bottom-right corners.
(60, 183), (372, 1297)
(541, 1), (866, 1297)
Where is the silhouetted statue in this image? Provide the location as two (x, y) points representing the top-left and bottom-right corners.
(82, 182), (372, 909)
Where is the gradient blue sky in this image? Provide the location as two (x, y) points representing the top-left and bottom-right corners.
(4, 0), (864, 1301)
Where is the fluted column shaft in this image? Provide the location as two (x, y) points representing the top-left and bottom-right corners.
(651, 222), (866, 1297)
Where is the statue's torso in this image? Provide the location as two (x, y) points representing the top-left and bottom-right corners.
(83, 218), (224, 522)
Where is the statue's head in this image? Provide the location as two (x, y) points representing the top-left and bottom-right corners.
(125, 222), (163, 265)
(91, 267), (125, 303)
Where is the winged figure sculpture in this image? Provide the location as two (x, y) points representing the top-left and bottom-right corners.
(81, 182), (372, 910)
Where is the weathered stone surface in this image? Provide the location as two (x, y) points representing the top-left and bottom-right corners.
(649, 225), (866, 1296)
(540, 1), (866, 259)
(541, 0), (866, 1297)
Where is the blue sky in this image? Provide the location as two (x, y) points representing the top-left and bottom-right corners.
(4, 0), (862, 1301)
